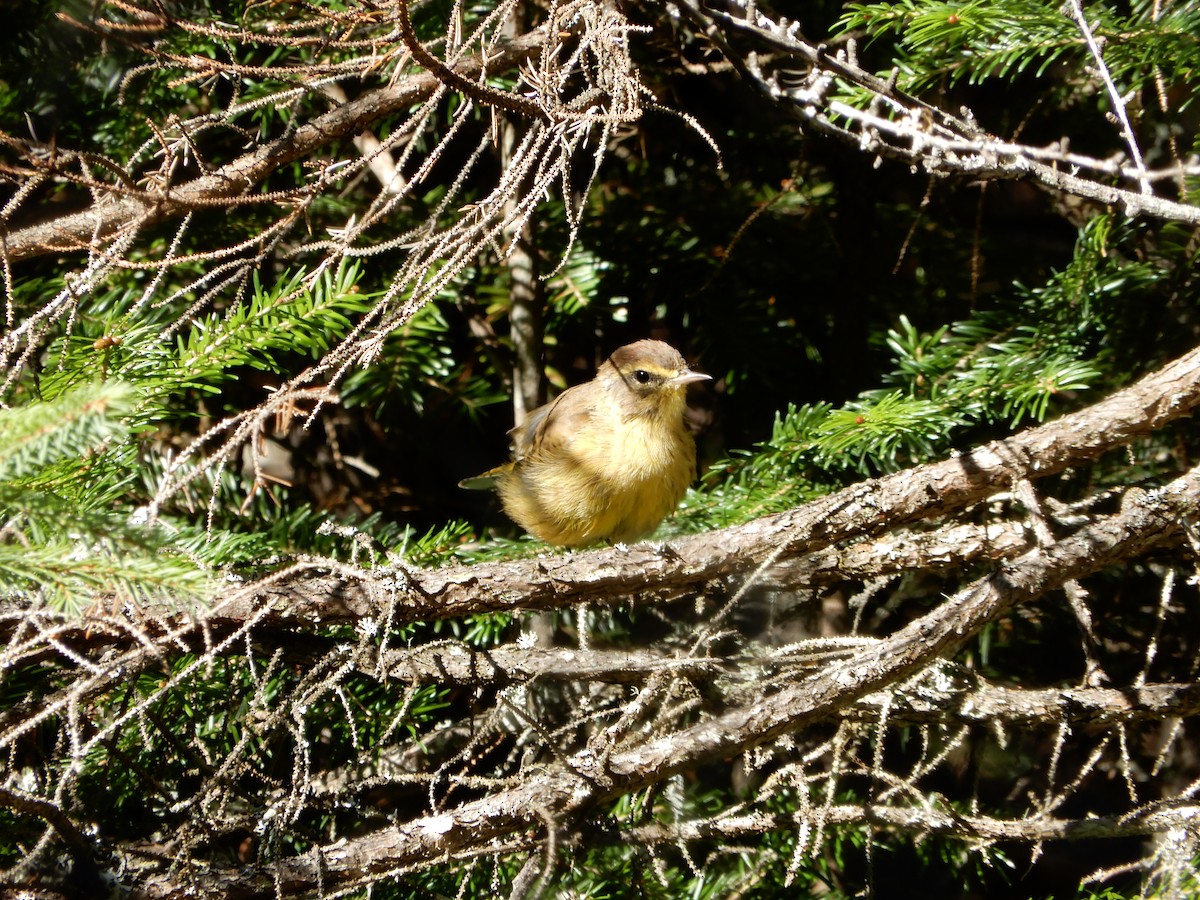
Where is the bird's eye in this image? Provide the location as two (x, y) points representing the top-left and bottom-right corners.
(633, 369), (651, 384)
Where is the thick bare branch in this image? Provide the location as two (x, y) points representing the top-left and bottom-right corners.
(379, 642), (724, 685)
(857, 679), (1200, 728)
(624, 802), (1200, 847)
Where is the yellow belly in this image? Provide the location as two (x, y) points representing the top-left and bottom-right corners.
(498, 416), (696, 547)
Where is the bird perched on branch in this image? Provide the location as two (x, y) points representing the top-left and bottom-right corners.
(464, 340), (710, 547)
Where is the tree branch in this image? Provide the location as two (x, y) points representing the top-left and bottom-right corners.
(1, 31), (547, 263)
(680, 0), (1200, 224)
(623, 801), (1200, 847)
(127, 461), (1200, 897)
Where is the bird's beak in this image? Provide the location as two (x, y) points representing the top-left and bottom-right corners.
(669, 369), (712, 387)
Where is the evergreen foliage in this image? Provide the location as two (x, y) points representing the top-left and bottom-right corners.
(840, 0), (1200, 98)
(0, 381), (211, 612)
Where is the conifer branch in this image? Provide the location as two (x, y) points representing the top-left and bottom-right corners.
(679, 0), (1200, 224)
(0, 31), (547, 264)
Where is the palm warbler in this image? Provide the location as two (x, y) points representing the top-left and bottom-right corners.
(466, 340), (710, 547)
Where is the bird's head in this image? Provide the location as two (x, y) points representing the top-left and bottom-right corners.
(603, 340), (710, 419)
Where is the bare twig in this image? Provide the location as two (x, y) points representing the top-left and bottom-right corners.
(1064, 0), (1151, 194)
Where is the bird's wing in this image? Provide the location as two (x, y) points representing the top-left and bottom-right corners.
(461, 388), (591, 490)
(510, 388), (591, 462)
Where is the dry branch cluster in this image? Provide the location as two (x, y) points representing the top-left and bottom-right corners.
(3, 346), (1200, 897)
(676, 0), (1200, 225)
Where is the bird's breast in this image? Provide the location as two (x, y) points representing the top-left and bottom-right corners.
(591, 410), (692, 480)
(499, 397), (696, 546)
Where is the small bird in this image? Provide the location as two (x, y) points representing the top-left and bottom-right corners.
(466, 340), (710, 547)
